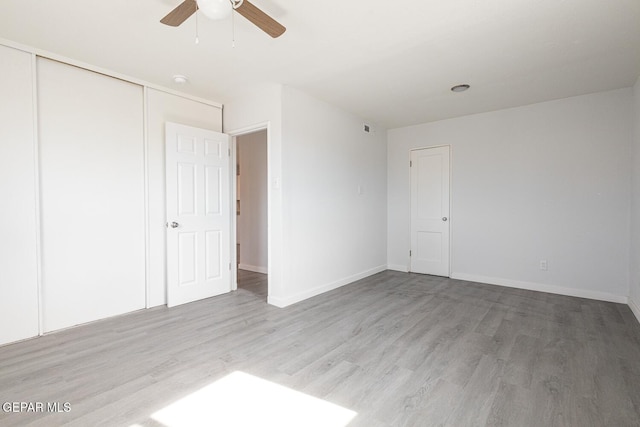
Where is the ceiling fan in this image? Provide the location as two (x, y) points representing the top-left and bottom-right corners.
(161, 0), (286, 38)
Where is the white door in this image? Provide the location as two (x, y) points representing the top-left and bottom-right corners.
(166, 122), (231, 307)
(39, 58), (146, 332)
(410, 146), (450, 276)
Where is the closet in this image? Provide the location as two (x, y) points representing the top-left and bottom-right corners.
(0, 44), (222, 345)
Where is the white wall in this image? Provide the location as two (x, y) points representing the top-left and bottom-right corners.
(630, 77), (640, 315)
(0, 45), (39, 345)
(279, 86), (387, 306)
(146, 88), (222, 307)
(388, 89), (633, 302)
(224, 84), (387, 307)
(237, 130), (268, 273)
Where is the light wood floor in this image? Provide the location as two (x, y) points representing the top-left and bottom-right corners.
(2, 271), (640, 426)
(237, 269), (268, 299)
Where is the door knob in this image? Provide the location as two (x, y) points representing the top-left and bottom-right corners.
(442, 217), (448, 222)
(170, 221), (179, 228)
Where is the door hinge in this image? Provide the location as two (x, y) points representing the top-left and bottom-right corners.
(410, 160), (412, 167)
(229, 262), (231, 270)
(409, 250), (412, 257)
(228, 148), (231, 157)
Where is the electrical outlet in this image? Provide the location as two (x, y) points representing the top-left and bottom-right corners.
(539, 260), (548, 271)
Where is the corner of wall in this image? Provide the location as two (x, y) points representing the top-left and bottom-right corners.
(629, 76), (640, 324)
(268, 265), (388, 308)
(629, 297), (640, 326)
(387, 264), (409, 273)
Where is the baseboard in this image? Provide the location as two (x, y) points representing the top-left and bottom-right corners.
(268, 264), (387, 308)
(450, 272), (628, 304)
(387, 264), (409, 273)
(629, 296), (640, 324)
(238, 263), (268, 274)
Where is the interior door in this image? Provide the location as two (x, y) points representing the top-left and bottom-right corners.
(410, 146), (450, 276)
(166, 122), (231, 307)
(39, 58), (145, 332)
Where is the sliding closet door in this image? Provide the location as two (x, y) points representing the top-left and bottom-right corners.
(0, 46), (39, 345)
(37, 58), (145, 332)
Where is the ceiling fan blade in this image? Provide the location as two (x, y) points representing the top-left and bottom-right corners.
(234, 0), (286, 38)
(161, 0), (198, 27)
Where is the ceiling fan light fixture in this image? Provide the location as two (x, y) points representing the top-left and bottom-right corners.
(451, 84), (470, 93)
(197, 0), (232, 20)
(160, 0), (286, 38)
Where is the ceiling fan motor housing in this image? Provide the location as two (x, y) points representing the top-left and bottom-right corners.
(197, 0), (232, 20)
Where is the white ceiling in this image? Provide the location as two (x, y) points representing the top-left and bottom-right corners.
(0, 0), (639, 129)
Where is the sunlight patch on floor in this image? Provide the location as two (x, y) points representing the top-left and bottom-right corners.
(148, 371), (357, 427)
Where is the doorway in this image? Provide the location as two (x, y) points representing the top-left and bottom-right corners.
(235, 129), (268, 299)
(410, 146), (450, 276)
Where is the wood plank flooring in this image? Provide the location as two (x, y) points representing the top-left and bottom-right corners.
(1, 271), (640, 426)
(237, 269), (268, 299)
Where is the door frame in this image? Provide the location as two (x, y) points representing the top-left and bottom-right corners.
(409, 145), (453, 276)
(227, 122), (271, 295)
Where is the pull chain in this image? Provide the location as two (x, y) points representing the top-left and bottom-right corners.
(195, 9), (200, 44)
(231, 8), (236, 48)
